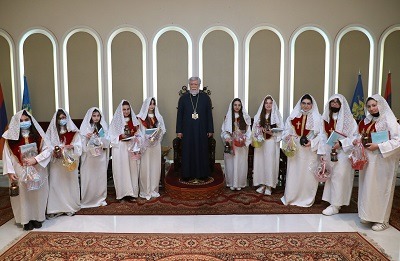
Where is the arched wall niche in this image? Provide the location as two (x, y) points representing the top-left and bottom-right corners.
(201, 29), (235, 159)
(0, 30), (15, 120)
(156, 30), (188, 154)
(337, 29), (371, 104)
(246, 27), (282, 117)
(380, 27), (400, 117)
(335, 25), (374, 103)
(23, 33), (56, 121)
(110, 31), (144, 115)
(289, 26), (330, 111)
(19, 28), (59, 119)
(62, 27), (102, 118)
(107, 26), (147, 121)
(293, 30), (326, 109)
(152, 26), (192, 100)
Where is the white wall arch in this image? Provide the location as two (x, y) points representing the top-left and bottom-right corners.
(334, 25), (375, 97)
(0, 29), (17, 114)
(377, 24), (400, 94)
(62, 26), (103, 113)
(289, 25), (331, 110)
(152, 25), (193, 100)
(199, 26), (239, 98)
(18, 27), (59, 111)
(244, 25), (285, 113)
(107, 26), (147, 121)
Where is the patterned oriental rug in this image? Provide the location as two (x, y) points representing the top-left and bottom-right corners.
(0, 231), (390, 260)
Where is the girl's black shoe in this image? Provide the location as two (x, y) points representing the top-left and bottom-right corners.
(31, 220), (42, 229)
(23, 222), (34, 231)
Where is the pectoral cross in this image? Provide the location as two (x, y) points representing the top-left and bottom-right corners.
(192, 112), (199, 120)
(296, 121), (301, 129)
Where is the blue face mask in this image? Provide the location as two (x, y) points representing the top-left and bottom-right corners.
(59, 119), (68, 126)
(20, 121), (32, 130)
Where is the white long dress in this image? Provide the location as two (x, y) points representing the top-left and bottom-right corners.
(3, 111), (51, 225)
(112, 141), (140, 199)
(79, 107), (110, 208)
(252, 95), (283, 189)
(80, 135), (110, 208)
(281, 95), (322, 207)
(137, 98), (166, 200)
(138, 135), (161, 199)
(109, 100), (141, 200)
(321, 94), (358, 207)
(357, 94), (400, 223)
(222, 102), (252, 189)
(253, 137), (281, 188)
(47, 133), (82, 214)
(3, 135), (51, 225)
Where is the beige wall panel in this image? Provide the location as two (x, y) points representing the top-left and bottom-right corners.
(294, 30), (325, 110)
(203, 30), (234, 160)
(0, 36), (13, 120)
(248, 30), (281, 117)
(24, 33), (55, 122)
(382, 30), (400, 118)
(157, 31), (188, 153)
(67, 32), (98, 119)
(111, 32), (143, 114)
(338, 31), (369, 104)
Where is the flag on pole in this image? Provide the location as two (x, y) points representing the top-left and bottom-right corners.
(350, 74), (365, 122)
(384, 72), (392, 108)
(22, 76), (32, 114)
(0, 82), (8, 137)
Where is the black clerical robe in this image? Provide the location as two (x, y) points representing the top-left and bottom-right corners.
(176, 92), (214, 179)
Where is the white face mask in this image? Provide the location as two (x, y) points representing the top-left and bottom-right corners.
(59, 119), (68, 126)
(20, 121), (32, 130)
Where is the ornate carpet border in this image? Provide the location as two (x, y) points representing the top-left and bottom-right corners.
(0, 231), (390, 260)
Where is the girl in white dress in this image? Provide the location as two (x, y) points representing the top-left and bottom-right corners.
(80, 107), (110, 208)
(221, 98), (251, 190)
(109, 100), (142, 201)
(137, 97), (166, 200)
(281, 94), (323, 207)
(2, 110), (52, 230)
(356, 94), (400, 231)
(320, 94), (358, 216)
(46, 109), (82, 217)
(252, 95), (283, 195)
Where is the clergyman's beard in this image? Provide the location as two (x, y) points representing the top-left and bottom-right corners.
(190, 89), (199, 95)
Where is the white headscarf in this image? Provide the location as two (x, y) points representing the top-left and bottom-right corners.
(80, 107), (109, 137)
(46, 109), (79, 146)
(222, 98), (251, 133)
(253, 95), (283, 128)
(322, 94), (357, 137)
(137, 97), (166, 134)
(288, 94), (321, 133)
(363, 94), (399, 132)
(2, 109), (51, 148)
(109, 100), (140, 142)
